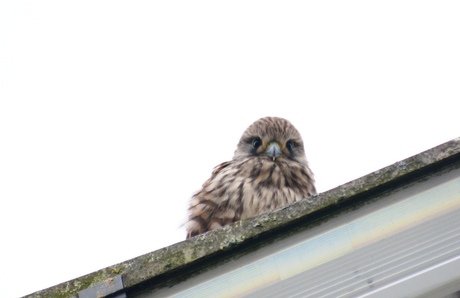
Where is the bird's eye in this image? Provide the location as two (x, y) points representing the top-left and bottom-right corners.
(251, 138), (262, 149)
(286, 140), (295, 151)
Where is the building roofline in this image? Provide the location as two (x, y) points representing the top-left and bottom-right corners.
(25, 137), (460, 298)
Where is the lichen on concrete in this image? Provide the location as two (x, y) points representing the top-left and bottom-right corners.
(24, 137), (460, 298)
(24, 264), (129, 298)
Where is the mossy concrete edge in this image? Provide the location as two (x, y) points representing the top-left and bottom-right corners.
(24, 137), (460, 298)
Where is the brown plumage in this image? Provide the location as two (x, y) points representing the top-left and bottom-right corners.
(186, 117), (316, 238)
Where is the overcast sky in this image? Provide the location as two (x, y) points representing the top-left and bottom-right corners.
(1, 2), (459, 297)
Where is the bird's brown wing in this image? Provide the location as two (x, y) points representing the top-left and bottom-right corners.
(186, 161), (234, 238)
(186, 158), (316, 238)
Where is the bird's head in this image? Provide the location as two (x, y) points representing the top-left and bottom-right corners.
(233, 117), (308, 164)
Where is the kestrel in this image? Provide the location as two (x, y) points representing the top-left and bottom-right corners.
(186, 117), (316, 238)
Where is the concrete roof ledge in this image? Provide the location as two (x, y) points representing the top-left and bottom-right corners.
(25, 137), (460, 298)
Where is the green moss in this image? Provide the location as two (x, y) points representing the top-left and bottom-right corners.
(25, 138), (459, 298)
(25, 266), (125, 298)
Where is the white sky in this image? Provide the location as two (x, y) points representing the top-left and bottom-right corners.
(0, 2), (459, 297)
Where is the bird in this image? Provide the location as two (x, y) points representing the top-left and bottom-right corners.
(186, 116), (316, 239)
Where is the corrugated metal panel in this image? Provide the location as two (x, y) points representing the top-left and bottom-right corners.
(148, 167), (460, 298)
(258, 203), (460, 298)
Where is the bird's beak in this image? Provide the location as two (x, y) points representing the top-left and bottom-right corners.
(266, 142), (281, 160)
